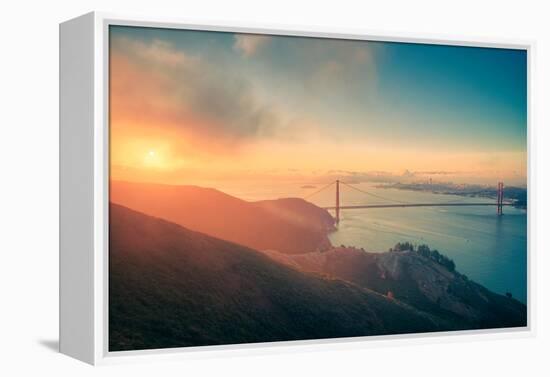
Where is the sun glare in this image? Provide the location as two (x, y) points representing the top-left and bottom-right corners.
(144, 149), (164, 168)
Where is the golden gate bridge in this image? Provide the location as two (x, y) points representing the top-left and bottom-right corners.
(304, 180), (509, 223)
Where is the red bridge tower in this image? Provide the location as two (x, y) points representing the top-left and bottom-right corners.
(335, 179), (340, 224)
(497, 181), (504, 216)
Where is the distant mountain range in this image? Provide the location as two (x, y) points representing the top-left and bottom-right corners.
(377, 182), (527, 209)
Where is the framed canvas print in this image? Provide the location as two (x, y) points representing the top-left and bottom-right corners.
(60, 12), (532, 365)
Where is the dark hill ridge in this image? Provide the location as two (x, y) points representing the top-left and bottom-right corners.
(259, 247), (527, 330)
(109, 203), (448, 351)
(110, 181), (334, 254)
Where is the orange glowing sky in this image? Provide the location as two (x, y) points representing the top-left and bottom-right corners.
(109, 26), (527, 187)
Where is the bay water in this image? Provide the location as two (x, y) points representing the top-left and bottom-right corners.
(215, 181), (527, 303)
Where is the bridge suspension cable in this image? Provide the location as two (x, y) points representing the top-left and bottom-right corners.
(303, 181), (335, 200)
(439, 196), (469, 204)
(304, 180), (502, 207)
(303, 180), (507, 219)
(340, 181), (411, 204)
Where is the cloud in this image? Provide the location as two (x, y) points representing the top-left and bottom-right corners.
(322, 170), (402, 184)
(110, 36), (281, 151)
(414, 171), (460, 175)
(296, 38), (378, 93)
(317, 169), (460, 184)
(233, 34), (271, 57)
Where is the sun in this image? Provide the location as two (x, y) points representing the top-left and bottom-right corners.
(144, 149), (163, 168)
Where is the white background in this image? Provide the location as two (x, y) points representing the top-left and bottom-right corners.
(1, 0), (548, 375)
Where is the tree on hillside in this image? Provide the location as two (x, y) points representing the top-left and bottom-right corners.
(393, 242), (456, 272)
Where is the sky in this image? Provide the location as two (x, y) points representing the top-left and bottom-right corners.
(109, 25), (527, 186)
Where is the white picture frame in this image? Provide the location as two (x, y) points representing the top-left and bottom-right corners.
(60, 11), (534, 365)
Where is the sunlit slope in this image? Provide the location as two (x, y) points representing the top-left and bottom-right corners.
(110, 181), (334, 254)
(109, 204), (446, 351)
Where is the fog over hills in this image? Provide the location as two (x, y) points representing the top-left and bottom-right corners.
(111, 181), (333, 254)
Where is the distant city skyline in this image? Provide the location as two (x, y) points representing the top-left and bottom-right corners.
(109, 26), (527, 186)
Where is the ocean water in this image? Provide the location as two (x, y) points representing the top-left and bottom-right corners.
(215, 181), (528, 304)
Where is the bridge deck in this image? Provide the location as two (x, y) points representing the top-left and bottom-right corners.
(323, 203), (514, 210)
